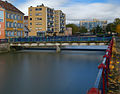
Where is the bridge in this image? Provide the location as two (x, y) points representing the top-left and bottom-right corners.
(8, 36), (112, 52)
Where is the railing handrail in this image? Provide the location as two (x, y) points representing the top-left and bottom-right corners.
(94, 52), (108, 88)
(9, 37), (112, 43)
(87, 38), (113, 94)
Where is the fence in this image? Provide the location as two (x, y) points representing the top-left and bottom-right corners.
(9, 36), (112, 43)
(87, 38), (113, 94)
(0, 39), (8, 43)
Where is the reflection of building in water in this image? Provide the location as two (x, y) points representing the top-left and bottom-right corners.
(80, 19), (107, 31)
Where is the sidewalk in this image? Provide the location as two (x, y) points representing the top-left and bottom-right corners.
(107, 37), (120, 94)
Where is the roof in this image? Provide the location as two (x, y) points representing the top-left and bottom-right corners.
(0, 0), (24, 15)
(24, 16), (28, 20)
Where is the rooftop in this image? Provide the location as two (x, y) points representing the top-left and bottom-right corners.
(0, 0), (24, 15)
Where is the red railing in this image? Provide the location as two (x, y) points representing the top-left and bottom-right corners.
(87, 38), (113, 94)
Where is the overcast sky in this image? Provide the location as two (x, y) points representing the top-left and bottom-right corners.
(7, 0), (120, 24)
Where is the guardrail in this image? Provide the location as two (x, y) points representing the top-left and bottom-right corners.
(0, 39), (8, 43)
(9, 37), (112, 43)
(87, 38), (113, 94)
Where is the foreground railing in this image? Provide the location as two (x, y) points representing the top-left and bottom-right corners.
(87, 38), (113, 94)
(9, 36), (112, 43)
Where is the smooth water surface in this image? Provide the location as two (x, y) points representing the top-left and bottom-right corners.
(0, 51), (105, 94)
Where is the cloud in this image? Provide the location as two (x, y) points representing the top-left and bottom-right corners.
(17, 0), (69, 15)
(17, 0), (120, 23)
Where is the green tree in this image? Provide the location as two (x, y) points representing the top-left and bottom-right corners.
(95, 25), (103, 34)
(106, 23), (116, 34)
(66, 24), (79, 35)
(79, 26), (88, 33)
(106, 18), (120, 35)
(90, 27), (96, 35)
(114, 18), (120, 25)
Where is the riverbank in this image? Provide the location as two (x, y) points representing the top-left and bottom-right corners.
(107, 37), (120, 94)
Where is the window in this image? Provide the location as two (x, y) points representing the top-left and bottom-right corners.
(15, 22), (17, 27)
(13, 14), (15, 19)
(30, 13), (32, 16)
(11, 23), (13, 27)
(36, 23), (42, 25)
(11, 14), (13, 19)
(7, 13), (9, 18)
(39, 27), (42, 30)
(35, 18), (42, 20)
(36, 27), (38, 30)
(15, 15), (17, 20)
(30, 18), (32, 20)
(35, 13), (42, 16)
(13, 22), (15, 28)
(35, 8), (42, 11)
(7, 22), (9, 27)
(0, 31), (1, 36)
(21, 16), (23, 21)
(21, 24), (23, 28)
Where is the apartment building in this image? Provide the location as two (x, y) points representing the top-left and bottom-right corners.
(28, 4), (66, 37)
(24, 16), (28, 27)
(54, 10), (66, 36)
(80, 19), (107, 31)
(0, 0), (24, 39)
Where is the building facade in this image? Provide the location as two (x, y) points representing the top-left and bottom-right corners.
(0, 1), (24, 39)
(28, 4), (66, 37)
(24, 16), (30, 37)
(24, 16), (28, 27)
(65, 27), (72, 36)
(54, 10), (66, 36)
(80, 19), (107, 31)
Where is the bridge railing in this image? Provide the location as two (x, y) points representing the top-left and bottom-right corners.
(0, 39), (8, 43)
(9, 36), (112, 43)
(87, 38), (113, 94)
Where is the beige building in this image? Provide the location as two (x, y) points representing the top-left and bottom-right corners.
(65, 27), (72, 36)
(54, 10), (66, 36)
(28, 4), (66, 37)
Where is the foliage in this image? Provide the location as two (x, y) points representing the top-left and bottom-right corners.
(79, 26), (88, 33)
(90, 25), (103, 35)
(106, 18), (120, 34)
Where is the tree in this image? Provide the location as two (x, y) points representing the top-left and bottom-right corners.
(95, 25), (103, 34)
(66, 24), (79, 35)
(90, 27), (96, 35)
(90, 25), (103, 35)
(79, 26), (88, 33)
(114, 18), (120, 25)
(106, 23), (116, 34)
(106, 18), (120, 35)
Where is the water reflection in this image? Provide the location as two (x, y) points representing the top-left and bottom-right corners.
(0, 51), (105, 94)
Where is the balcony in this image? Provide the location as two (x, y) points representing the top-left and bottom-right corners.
(59, 30), (64, 33)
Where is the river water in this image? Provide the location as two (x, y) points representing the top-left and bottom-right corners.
(0, 50), (105, 94)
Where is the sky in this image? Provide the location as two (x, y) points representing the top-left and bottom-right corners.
(5, 0), (120, 24)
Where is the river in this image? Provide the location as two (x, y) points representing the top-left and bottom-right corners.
(0, 50), (105, 94)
